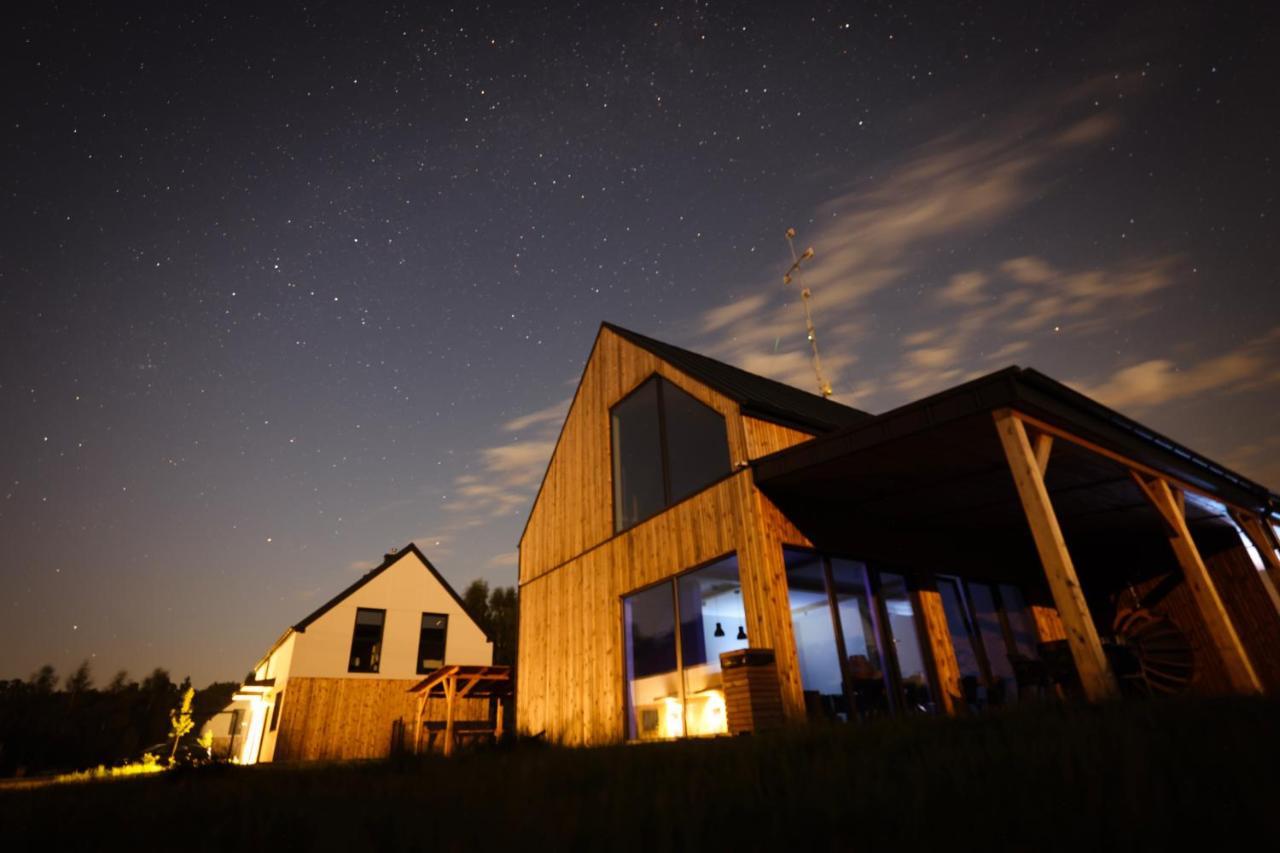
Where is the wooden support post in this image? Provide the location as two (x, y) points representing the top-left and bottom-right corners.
(443, 674), (457, 758)
(494, 697), (505, 741)
(1133, 474), (1263, 694)
(994, 410), (1119, 701)
(1031, 431), (1053, 476)
(914, 587), (963, 715)
(413, 691), (425, 755)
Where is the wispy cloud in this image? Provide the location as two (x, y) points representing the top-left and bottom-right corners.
(401, 396), (568, 577)
(695, 73), (1177, 411)
(485, 551), (518, 569)
(502, 398), (571, 432)
(1072, 327), (1280, 410)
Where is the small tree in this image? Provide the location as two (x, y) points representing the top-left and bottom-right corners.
(168, 686), (195, 764)
(462, 579), (491, 628)
(28, 664), (58, 694)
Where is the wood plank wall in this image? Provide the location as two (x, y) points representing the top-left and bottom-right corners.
(521, 328), (748, 584)
(518, 470), (816, 745)
(1196, 526), (1280, 693)
(742, 417), (817, 461)
(516, 328), (826, 746)
(272, 677), (488, 762)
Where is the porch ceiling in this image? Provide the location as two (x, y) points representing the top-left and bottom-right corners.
(752, 368), (1260, 581)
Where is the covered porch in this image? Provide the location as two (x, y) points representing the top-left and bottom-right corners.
(754, 367), (1280, 714)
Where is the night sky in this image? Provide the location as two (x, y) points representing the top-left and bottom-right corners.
(4, 2), (1278, 686)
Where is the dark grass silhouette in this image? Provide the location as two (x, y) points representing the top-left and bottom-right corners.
(2, 697), (1276, 852)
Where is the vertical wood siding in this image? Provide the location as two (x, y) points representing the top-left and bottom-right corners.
(272, 677), (487, 762)
(741, 417), (817, 461)
(520, 327), (751, 585)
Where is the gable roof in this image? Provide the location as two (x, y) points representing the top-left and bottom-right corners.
(602, 322), (873, 433)
(291, 543), (492, 641)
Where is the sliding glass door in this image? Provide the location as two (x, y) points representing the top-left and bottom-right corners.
(936, 576), (1041, 709)
(624, 554), (745, 740)
(784, 548), (933, 720)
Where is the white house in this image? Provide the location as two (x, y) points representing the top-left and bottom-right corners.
(215, 543), (493, 764)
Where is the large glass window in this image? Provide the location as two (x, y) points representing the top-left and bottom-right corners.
(348, 608), (385, 673)
(611, 376), (731, 531)
(624, 555), (743, 740)
(879, 572), (932, 712)
(784, 549), (915, 720)
(785, 550), (846, 718)
(611, 379), (666, 529)
(678, 558), (745, 737)
(937, 576), (1040, 709)
(417, 613), (449, 674)
(832, 559), (890, 715)
(624, 583), (680, 740)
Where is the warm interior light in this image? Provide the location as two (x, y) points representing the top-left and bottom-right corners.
(662, 696), (685, 738)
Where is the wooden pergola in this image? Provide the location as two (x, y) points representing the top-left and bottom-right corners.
(407, 665), (512, 756)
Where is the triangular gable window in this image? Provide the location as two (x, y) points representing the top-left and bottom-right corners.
(611, 375), (731, 531)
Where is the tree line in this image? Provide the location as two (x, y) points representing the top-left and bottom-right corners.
(461, 580), (518, 666)
(0, 662), (235, 778)
(1, 580), (516, 777)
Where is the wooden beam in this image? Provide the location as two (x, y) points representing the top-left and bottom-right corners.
(443, 674), (457, 757)
(1012, 410), (1256, 519)
(1133, 474), (1263, 695)
(914, 587), (963, 715)
(993, 409), (1118, 701)
(494, 698), (505, 741)
(413, 690), (425, 755)
(1032, 431), (1053, 476)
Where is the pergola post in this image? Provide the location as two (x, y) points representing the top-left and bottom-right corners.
(413, 691), (425, 755)
(1133, 475), (1263, 694)
(443, 672), (458, 757)
(993, 409), (1119, 701)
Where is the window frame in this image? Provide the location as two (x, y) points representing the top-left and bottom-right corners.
(416, 612), (450, 675)
(936, 574), (1036, 706)
(782, 546), (938, 718)
(269, 689), (284, 732)
(347, 607), (387, 674)
(608, 374), (732, 533)
(619, 551), (742, 741)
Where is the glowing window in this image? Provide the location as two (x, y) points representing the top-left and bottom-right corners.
(623, 555), (744, 740)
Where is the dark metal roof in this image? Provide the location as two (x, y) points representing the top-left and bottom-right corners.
(754, 365), (1280, 517)
(289, 543), (492, 642)
(602, 322), (873, 433)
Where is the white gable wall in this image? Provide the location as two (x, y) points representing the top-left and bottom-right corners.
(288, 550), (493, 679)
(238, 548), (492, 764)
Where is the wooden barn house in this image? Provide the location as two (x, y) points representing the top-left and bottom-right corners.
(516, 322), (1280, 745)
(214, 543), (495, 763)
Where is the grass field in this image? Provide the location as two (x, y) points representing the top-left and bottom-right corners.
(2, 697), (1277, 851)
